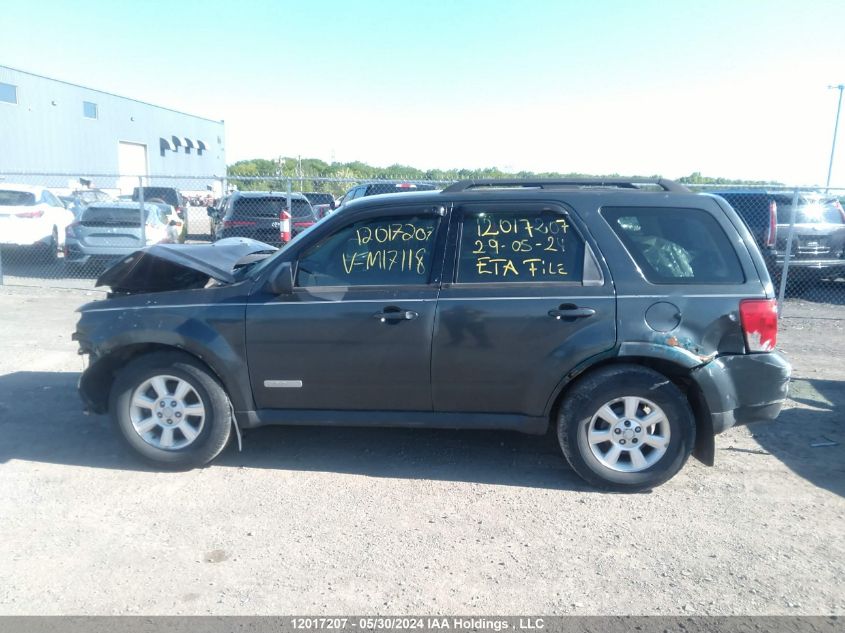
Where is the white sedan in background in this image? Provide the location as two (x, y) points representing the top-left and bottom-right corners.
(0, 184), (74, 261)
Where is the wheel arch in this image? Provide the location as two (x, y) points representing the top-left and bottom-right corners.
(547, 354), (715, 466)
(80, 343), (245, 415)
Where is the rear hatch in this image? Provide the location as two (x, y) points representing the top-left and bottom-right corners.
(227, 197), (314, 242)
(774, 196), (845, 260)
(76, 206), (146, 247)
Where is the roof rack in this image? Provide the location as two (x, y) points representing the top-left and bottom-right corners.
(441, 178), (690, 193)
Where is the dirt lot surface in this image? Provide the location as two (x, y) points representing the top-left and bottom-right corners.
(0, 285), (843, 615)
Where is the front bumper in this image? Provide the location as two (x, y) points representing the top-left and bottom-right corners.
(691, 351), (791, 434)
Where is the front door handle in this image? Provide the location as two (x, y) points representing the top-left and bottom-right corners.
(373, 307), (419, 322)
(548, 306), (596, 320)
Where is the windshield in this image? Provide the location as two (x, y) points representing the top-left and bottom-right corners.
(0, 190), (36, 206)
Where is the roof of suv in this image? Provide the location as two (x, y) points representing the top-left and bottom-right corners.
(441, 178), (690, 193)
(341, 178), (692, 209)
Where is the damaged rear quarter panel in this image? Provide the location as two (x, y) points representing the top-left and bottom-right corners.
(76, 282), (254, 411)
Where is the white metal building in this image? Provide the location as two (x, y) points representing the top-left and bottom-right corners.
(0, 65), (225, 193)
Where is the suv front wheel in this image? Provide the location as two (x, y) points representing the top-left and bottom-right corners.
(109, 352), (232, 468)
(558, 365), (695, 491)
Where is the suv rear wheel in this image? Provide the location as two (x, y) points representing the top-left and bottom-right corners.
(558, 365), (694, 491)
(109, 352), (232, 468)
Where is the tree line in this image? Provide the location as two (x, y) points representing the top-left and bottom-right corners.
(227, 158), (782, 197)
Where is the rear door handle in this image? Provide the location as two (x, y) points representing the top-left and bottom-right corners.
(548, 307), (596, 320)
(373, 308), (419, 322)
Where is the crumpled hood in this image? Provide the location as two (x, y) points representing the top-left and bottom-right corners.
(96, 237), (277, 294)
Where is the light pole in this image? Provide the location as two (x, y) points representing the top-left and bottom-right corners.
(825, 84), (844, 191)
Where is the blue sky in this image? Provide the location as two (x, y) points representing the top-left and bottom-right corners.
(2, 0), (845, 184)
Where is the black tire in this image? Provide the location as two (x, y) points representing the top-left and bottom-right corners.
(557, 364), (695, 492)
(109, 352), (232, 469)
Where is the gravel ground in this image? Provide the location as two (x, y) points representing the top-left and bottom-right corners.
(0, 285), (842, 615)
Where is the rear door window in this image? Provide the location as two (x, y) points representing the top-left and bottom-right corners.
(603, 207), (744, 284)
(456, 209), (585, 283)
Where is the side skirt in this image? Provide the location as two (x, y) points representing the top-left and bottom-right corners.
(235, 409), (549, 435)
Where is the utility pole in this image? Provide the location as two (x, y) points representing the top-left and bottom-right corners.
(826, 84), (844, 191)
(298, 154), (303, 190)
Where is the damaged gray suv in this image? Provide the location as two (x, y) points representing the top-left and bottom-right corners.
(73, 178), (791, 491)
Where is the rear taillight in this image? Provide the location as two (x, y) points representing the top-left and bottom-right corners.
(222, 220), (257, 228)
(16, 209), (44, 218)
(739, 299), (778, 352)
(765, 200), (777, 248)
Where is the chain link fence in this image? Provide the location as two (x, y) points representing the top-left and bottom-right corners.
(0, 171), (843, 324)
(690, 184), (845, 321)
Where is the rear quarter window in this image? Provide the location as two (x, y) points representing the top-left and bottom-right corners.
(602, 207), (745, 284)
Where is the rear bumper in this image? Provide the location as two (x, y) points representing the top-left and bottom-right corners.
(691, 351), (791, 434)
(65, 242), (141, 262)
(765, 254), (845, 273)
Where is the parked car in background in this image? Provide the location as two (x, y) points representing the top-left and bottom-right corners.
(132, 187), (188, 233)
(713, 191), (845, 282)
(146, 198), (186, 243)
(337, 182), (438, 208)
(210, 191), (317, 246)
(75, 177), (790, 491)
(304, 192), (336, 218)
(59, 189), (114, 218)
(64, 201), (176, 272)
(59, 195), (82, 215)
(0, 184), (74, 261)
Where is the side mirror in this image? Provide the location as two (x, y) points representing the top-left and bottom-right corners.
(267, 262), (294, 295)
(207, 207), (217, 217)
(330, 200), (337, 210)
